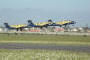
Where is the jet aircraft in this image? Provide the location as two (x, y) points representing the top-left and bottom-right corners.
(4, 23), (27, 31)
(56, 20), (76, 27)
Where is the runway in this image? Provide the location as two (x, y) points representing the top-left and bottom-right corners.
(0, 43), (90, 52)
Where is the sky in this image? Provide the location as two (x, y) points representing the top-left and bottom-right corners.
(0, 0), (90, 27)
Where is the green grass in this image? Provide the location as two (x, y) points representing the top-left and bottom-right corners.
(0, 33), (90, 45)
(0, 34), (90, 42)
(0, 49), (90, 60)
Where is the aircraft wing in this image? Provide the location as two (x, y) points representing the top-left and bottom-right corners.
(10, 24), (27, 28)
(35, 22), (49, 26)
(56, 21), (71, 25)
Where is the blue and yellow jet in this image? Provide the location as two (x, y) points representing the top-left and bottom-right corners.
(56, 20), (76, 27)
(4, 23), (27, 31)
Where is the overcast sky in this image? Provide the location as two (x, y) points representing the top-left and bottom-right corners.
(0, 0), (90, 27)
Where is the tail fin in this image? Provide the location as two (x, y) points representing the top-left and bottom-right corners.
(48, 19), (53, 23)
(4, 23), (11, 28)
(27, 20), (34, 26)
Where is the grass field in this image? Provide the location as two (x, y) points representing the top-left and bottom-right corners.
(0, 33), (90, 45)
(0, 33), (90, 60)
(0, 49), (90, 60)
